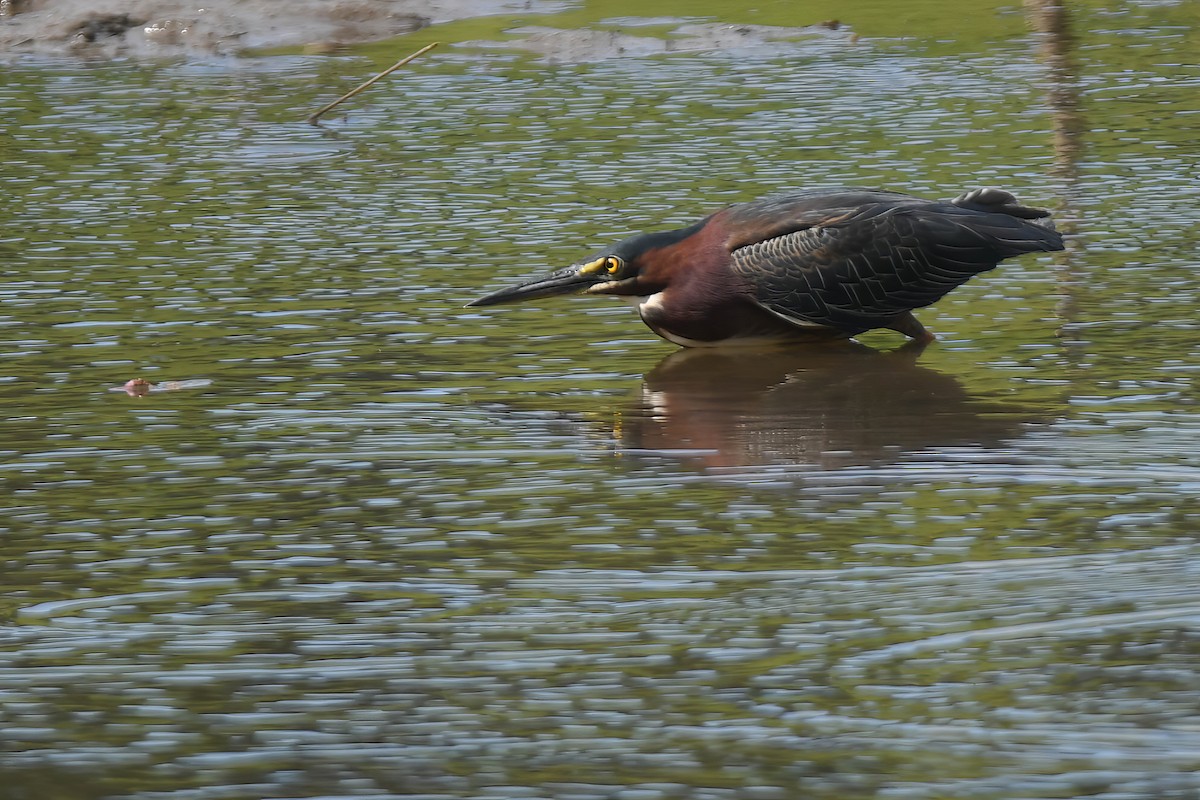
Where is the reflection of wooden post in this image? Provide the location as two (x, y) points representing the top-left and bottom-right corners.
(1025, 0), (1082, 335)
(1026, 1), (1083, 184)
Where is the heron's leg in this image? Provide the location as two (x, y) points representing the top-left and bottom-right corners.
(885, 312), (936, 343)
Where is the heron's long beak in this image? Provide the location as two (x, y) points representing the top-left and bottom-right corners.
(466, 261), (606, 308)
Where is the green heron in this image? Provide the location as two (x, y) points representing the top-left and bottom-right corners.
(467, 187), (1064, 346)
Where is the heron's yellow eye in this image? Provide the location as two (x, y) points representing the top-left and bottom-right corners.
(604, 256), (623, 274)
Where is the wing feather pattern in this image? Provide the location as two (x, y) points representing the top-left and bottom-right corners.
(728, 194), (1063, 335)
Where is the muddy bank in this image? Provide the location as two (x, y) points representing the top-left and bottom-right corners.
(1, 0), (852, 62)
(478, 21), (851, 63)
(0, 0), (564, 58)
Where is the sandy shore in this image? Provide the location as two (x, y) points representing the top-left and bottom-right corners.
(0, 0), (562, 58)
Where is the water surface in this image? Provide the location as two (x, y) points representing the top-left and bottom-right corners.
(3, 2), (1200, 798)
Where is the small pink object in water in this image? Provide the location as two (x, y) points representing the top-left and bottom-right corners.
(111, 378), (213, 396)
(122, 378), (153, 396)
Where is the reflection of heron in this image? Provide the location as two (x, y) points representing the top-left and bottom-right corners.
(619, 344), (1035, 469)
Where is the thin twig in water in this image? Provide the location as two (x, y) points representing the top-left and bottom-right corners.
(307, 41), (439, 125)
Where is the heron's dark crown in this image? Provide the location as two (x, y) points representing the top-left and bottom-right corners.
(599, 220), (708, 265)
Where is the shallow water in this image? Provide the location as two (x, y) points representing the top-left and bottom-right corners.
(3, 2), (1200, 799)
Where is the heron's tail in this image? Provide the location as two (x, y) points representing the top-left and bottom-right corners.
(952, 187), (1056, 229)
